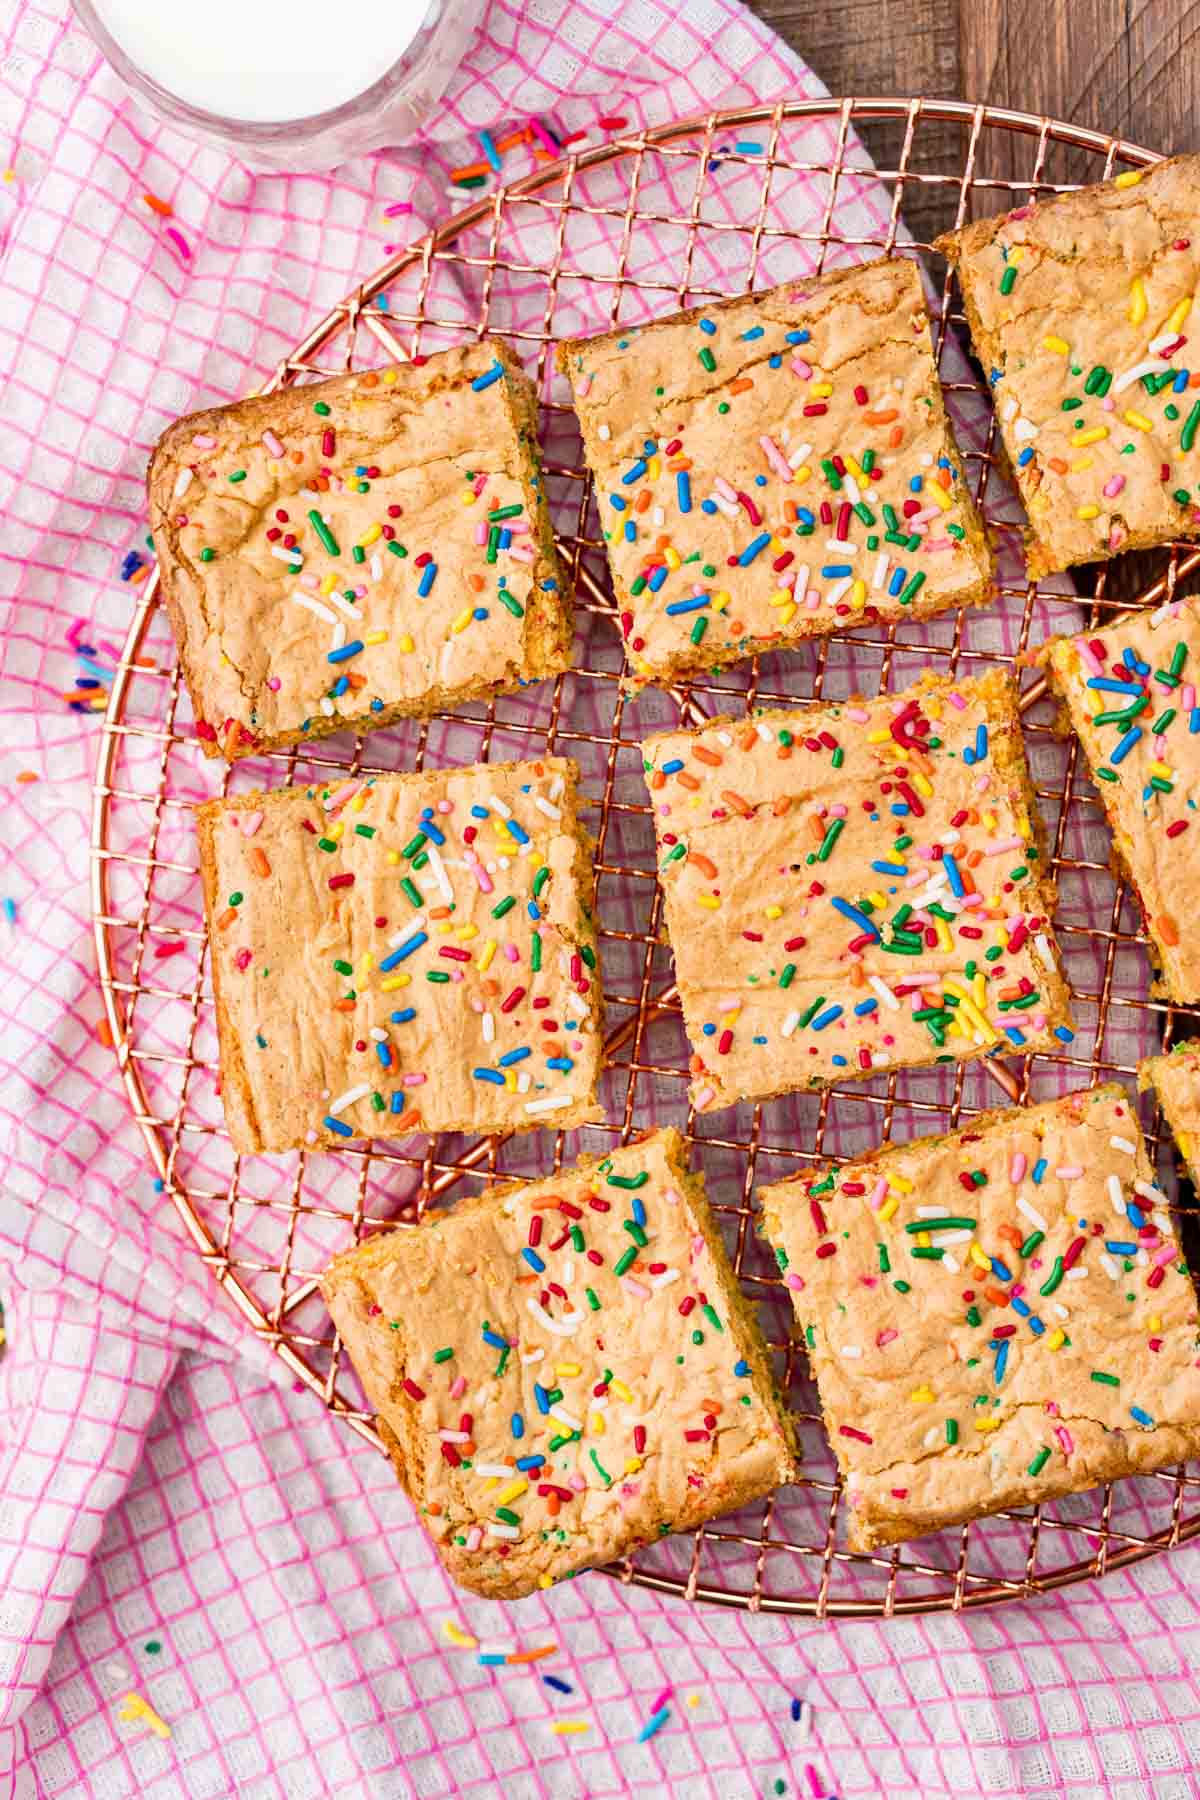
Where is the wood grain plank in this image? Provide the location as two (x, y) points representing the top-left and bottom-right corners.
(748, 0), (964, 240)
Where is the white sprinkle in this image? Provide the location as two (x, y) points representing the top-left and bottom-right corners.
(290, 591), (337, 624)
(484, 792), (513, 819)
(525, 1300), (580, 1339)
(524, 1093), (574, 1115)
(534, 796), (561, 820)
(320, 697), (335, 715)
(1107, 1174), (1126, 1214)
(517, 1070), (532, 1093)
(473, 1461), (514, 1479)
(1012, 416), (1039, 440)
(842, 475), (862, 506)
(1017, 1195), (1048, 1233)
(756, 721), (773, 742)
(788, 440), (813, 467)
(825, 575), (853, 607)
(327, 1082), (370, 1116)
(597, 422), (611, 441)
(331, 619), (347, 651)
(1100, 1253), (1121, 1280)
(1002, 396), (1019, 422)
(941, 1252), (961, 1273)
(271, 545), (304, 568)
(869, 975), (900, 1012)
(649, 1268), (680, 1289)
(550, 1405), (583, 1431)
(1111, 357), (1160, 394)
(1135, 1179), (1168, 1204)
(872, 553), (889, 590)
(173, 467), (193, 498)
(426, 843), (454, 904)
(1034, 933), (1054, 964)
(520, 1347), (544, 1365)
(369, 1026), (387, 1042)
(838, 1345), (863, 1359)
(1065, 1266), (1088, 1281)
(371, 553), (382, 582)
(438, 1429), (470, 1443)
(325, 589), (363, 620)
(780, 1009), (801, 1039)
(477, 1639), (517, 1656)
(549, 774), (565, 801)
(652, 505), (665, 526)
(1152, 1209), (1173, 1234)
(924, 1427), (940, 1450)
(825, 537), (856, 554)
(487, 1522), (521, 1540)
(482, 1011), (495, 1044)
(1049, 1302), (1070, 1320)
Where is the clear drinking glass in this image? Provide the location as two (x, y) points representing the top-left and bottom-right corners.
(70, 0), (477, 170)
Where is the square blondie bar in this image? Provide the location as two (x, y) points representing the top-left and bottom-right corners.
(559, 258), (993, 687)
(641, 668), (1072, 1111)
(150, 342), (571, 761)
(938, 155), (1200, 577)
(760, 1085), (1200, 1551)
(197, 757), (602, 1152)
(1140, 1041), (1200, 1189)
(322, 1128), (796, 1598)
(1042, 593), (1200, 1001)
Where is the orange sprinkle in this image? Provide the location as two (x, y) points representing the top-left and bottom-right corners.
(544, 1490), (561, 1516)
(362, 371), (379, 387)
(143, 192), (173, 216)
(216, 907), (238, 931)
(727, 377), (754, 395)
(848, 962), (866, 987)
(15, 771), (38, 784)
(984, 1285), (1009, 1308)
(95, 1016), (114, 1048)
(738, 727), (758, 751)
(223, 722), (241, 756)
(776, 744), (791, 760)
(249, 847), (271, 877)
(675, 771), (701, 791)
(1158, 913), (1181, 946)
(1047, 457), (1068, 475)
(721, 789), (754, 816)
(481, 978), (500, 996)
(863, 408), (898, 425)
(692, 745), (722, 766)
(333, 998), (356, 1013)
(634, 489), (652, 513)
(687, 851), (717, 878)
(649, 770), (666, 789)
(468, 573), (485, 592)
(507, 1644), (557, 1664)
(997, 1222), (1024, 1249)
(887, 425), (904, 448)
(393, 1108), (421, 1131)
(771, 795), (791, 815)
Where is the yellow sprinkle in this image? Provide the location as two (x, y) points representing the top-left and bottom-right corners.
(764, 904), (783, 919)
(588, 1412), (605, 1435)
(878, 1196), (899, 1223)
(925, 481), (952, 511)
(320, 574), (338, 595)
(912, 772), (933, 798)
(712, 590), (731, 612)
(380, 975), (411, 992)
(982, 809), (997, 832)
(696, 894), (721, 910)
(460, 489), (477, 504)
(969, 1243), (992, 1272)
(850, 579), (867, 611)
(358, 523), (383, 546)
(1148, 1314), (1163, 1332)
(495, 1477), (528, 1505)
(647, 455), (661, 481)
(1074, 426), (1109, 448)
(915, 1230), (931, 1249)
(364, 629), (388, 645)
(383, 368), (398, 384)
(1129, 276), (1148, 325)
(1166, 296), (1193, 335)
(450, 607), (473, 634)
(793, 465), (811, 484)
(866, 890), (888, 911)
(867, 728), (891, 744)
(1150, 760), (1173, 779)
(888, 1173), (915, 1194)
(687, 1694), (701, 1709)
(776, 603), (797, 626)
(844, 455), (867, 482)
(359, 953), (374, 976)
(1115, 168), (1144, 189)
(974, 1417), (1001, 1433)
(768, 589), (793, 609)
(910, 1386), (935, 1405)
(924, 698), (943, 719)
(609, 1377), (634, 1403)
(664, 545), (681, 571)
(1046, 1329), (1066, 1351)
(385, 851), (399, 865)
(624, 1456), (643, 1474)
(116, 1693), (171, 1741)
(456, 923), (479, 941)
(398, 634), (414, 653)
(443, 1621), (478, 1647)
(505, 1070), (517, 1092)
(328, 820), (344, 840)
(935, 917), (953, 954)
(810, 382), (833, 398)
(552, 1722), (591, 1736)
(556, 1362), (581, 1377)
(1070, 460), (1095, 476)
(1123, 410), (1152, 432)
(476, 938), (497, 973)
(1042, 335), (1070, 354)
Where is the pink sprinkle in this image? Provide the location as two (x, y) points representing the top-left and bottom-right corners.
(784, 1272), (805, 1292)
(240, 810), (263, 837)
(869, 1177), (888, 1211)
(759, 434), (793, 480)
(165, 225), (192, 261)
(383, 201), (414, 217)
(508, 543), (535, 564)
(1153, 1241), (1179, 1267)
(449, 1376), (467, 1399)
(651, 1686), (673, 1713)
(474, 522), (488, 546)
(946, 689), (967, 710)
(806, 1765), (824, 1798)
(325, 779), (362, 813)
(192, 433), (217, 449)
(693, 1085), (715, 1108)
(846, 706), (870, 723)
(792, 358), (813, 380)
(622, 1277), (650, 1298)
(829, 803), (847, 820)
(530, 118), (559, 157)
(1055, 1426), (1074, 1458)
(568, 1473), (587, 1493)
(1184, 683), (1196, 711)
(839, 1425), (873, 1443)
(1010, 1152), (1026, 1184)
(466, 856), (493, 894)
(503, 942), (520, 963)
(262, 430), (284, 458)
(1056, 1165), (1083, 1180)
(876, 1328), (898, 1347)
(67, 616), (87, 649)
(465, 1526), (483, 1551)
(267, 677), (281, 691)
(984, 836), (1023, 856)
(402, 1073), (427, 1088)
(1102, 473), (1126, 499)
(663, 1187), (680, 1207)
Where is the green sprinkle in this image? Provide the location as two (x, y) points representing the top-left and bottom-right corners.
(370, 1092), (385, 1113)
(387, 540), (408, 558)
(426, 970), (451, 983)
(816, 818), (844, 861)
(317, 837), (337, 853)
(911, 1246), (945, 1261)
(1090, 1370), (1120, 1387)
(332, 959), (353, 976)
(199, 547), (215, 562)
(608, 1171), (649, 1189)
(499, 590), (525, 618)
(531, 931), (542, 972)
(228, 469), (247, 482)
(701, 1303), (724, 1333)
(623, 1220), (648, 1247)
(698, 346), (716, 372)
(999, 265), (1017, 295)
(779, 963), (796, 988)
(589, 1449), (613, 1486)
(495, 1506), (521, 1525)
(433, 1347), (454, 1363)
(491, 895), (516, 919)
(904, 1216), (976, 1233)
(308, 509), (340, 557)
(1020, 1230), (1045, 1258)
(690, 615), (708, 647)
(878, 1243), (891, 1273)
(1028, 1446), (1051, 1476)
(613, 1246), (638, 1277)
(585, 1286), (600, 1311)
(965, 1305), (981, 1327)
(313, 400), (331, 415)
(945, 1419), (958, 1445)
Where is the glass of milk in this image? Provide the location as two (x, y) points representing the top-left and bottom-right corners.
(71, 0), (476, 169)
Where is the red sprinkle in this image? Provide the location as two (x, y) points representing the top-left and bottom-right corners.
(328, 873), (355, 890)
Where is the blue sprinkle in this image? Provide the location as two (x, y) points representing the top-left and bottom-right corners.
(498, 1047), (531, 1066)
(1028, 1316), (1045, 1336)
(785, 329), (810, 344)
(1087, 676), (1141, 693)
(1110, 724), (1143, 764)
(471, 360), (503, 391)
(1105, 1240), (1137, 1255)
(810, 1004), (844, 1031)
(943, 853), (964, 898)
(871, 860), (908, 875)
(417, 563), (438, 598)
(637, 1707), (671, 1744)
(547, 1056), (574, 1072)
(375, 1042), (392, 1069)
(1190, 708), (1200, 733)
(701, 498), (717, 514)
(609, 493), (627, 511)
(473, 1068), (506, 1085)
(1017, 447), (1035, 466)
(734, 1359), (750, 1376)
(991, 1258), (1012, 1282)
(622, 458), (648, 484)
(887, 567), (907, 597)
(790, 1697), (803, 1722)
(854, 998), (878, 1016)
(740, 326), (765, 341)
(508, 819), (530, 846)
(830, 896), (880, 939)
(545, 1676), (574, 1695)
(664, 594), (709, 615)
(699, 317), (717, 335)
(1010, 1295), (1031, 1318)
(796, 507), (815, 526)
(331, 676), (349, 697)
(822, 563), (853, 578)
(521, 1248), (545, 1273)
(478, 1653), (506, 1666)
(661, 758), (684, 774)
(379, 931), (427, 971)
(737, 531), (771, 566)
(511, 1412), (525, 1438)
(1126, 1201), (1146, 1228)
(831, 1054), (848, 1066)
(1005, 1026), (1026, 1046)
(420, 818), (446, 845)
(1131, 1406), (1154, 1428)
(647, 565), (668, 591)
(482, 1328), (509, 1349)
(516, 1454), (544, 1471)
(1124, 649), (1151, 675)
(534, 1383), (551, 1414)
(323, 1116), (354, 1138)
(910, 475), (923, 493)
(677, 470), (692, 513)
(993, 1340), (1009, 1384)
(1175, 370), (1190, 392)
(470, 804), (490, 819)
(734, 140), (762, 153)
(624, 520), (637, 542)
(1032, 1158), (1047, 1184)
(632, 1197), (646, 1226)
(389, 1092), (405, 1114)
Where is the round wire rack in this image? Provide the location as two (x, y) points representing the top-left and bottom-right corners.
(92, 98), (1200, 1616)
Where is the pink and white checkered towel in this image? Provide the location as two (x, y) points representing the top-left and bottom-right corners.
(2, 2), (1200, 1794)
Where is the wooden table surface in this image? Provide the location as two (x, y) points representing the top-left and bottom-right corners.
(751, 0), (1195, 240)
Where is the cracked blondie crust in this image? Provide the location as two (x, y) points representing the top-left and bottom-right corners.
(322, 1128), (796, 1598)
(558, 258), (994, 688)
(760, 1084), (1200, 1551)
(938, 155), (1200, 577)
(1041, 593), (1200, 1002)
(640, 666), (1072, 1111)
(197, 757), (602, 1152)
(149, 342), (572, 761)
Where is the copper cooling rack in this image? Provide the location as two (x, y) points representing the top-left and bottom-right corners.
(92, 99), (1200, 1616)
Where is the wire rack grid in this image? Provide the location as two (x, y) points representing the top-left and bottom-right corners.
(91, 97), (1200, 1617)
